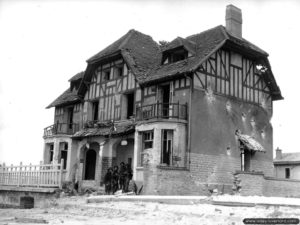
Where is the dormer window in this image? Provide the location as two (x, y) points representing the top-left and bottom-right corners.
(162, 47), (188, 65)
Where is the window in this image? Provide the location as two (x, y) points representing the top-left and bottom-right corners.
(140, 131), (154, 166)
(49, 144), (54, 163)
(115, 66), (123, 78)
(92, 101), (99, 121)
(103, 69), (111, 81)
(121, 93), (135, 119)
(285, 168), (290, 179)
(127, 93), (134, 119)
(143, 131), (153, 149)
(60, 142), (68, 170)
(162, 48), (188, 65)
(161, 130), (173, 166)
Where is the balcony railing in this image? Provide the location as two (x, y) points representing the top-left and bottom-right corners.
(136, 102), (188, 121)
(44, 123), (79, 137)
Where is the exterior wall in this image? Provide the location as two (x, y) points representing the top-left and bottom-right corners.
(142, 77), (190, 106)
(83, 59), (141, 122)
(0, 188), (58, 208)
(274, 164), (300, 180)
(190, 89), (274, 181)
(43, 136), (75, 181)
(234, 171), (300, 197)
(135, 121), (188, 195)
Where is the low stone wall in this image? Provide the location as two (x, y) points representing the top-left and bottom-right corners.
(0, 186), (59, 208)
(234, 171), (300, 197)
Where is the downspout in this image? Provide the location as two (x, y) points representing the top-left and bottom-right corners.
(184, 72), (193, 170)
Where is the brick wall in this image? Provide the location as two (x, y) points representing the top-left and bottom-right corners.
(142, 152), (273, 195)
(234, 171), (300, 197)
(100, 157), (116, 183)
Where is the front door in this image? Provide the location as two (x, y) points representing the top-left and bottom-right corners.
(84, 149), (96, 180)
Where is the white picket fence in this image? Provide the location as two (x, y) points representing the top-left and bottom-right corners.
(0, 160), (65, 188)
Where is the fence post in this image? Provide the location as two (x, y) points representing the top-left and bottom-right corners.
(59, 159), (64, 189)
(18, 162), (22, 187)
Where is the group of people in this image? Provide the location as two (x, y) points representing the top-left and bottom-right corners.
(103, 162), (137, 195)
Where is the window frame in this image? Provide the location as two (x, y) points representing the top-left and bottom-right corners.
(139, 130), (154, 167)
(161, 129), (174, 166)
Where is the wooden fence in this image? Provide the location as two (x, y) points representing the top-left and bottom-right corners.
(0, 160), (65, 188)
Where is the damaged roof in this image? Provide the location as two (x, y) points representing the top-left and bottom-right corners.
(142, 25), (269, 85)
(47, 71), (84, 108)
(236, 133), (265, 152)
(46, 88), (81, 109)
(78, 29), (160, 97)
(76, 25), (282, 101)
(68, 71), (85, 82)
(73, 121), (135, 138)
(274, 153), (300, 165)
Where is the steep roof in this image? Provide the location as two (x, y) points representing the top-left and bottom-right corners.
(68, 71), (85, 82)
(46, 88), (81, 109)
(78, 29), (160, 96)
(274, 153), (300, 165)
(46, 71), (84, 108)
(77, 26), (282, 100)
(139, 25), (282, 100)
(163, 37), (196, 54)
(87, 29), (160, 77)
(142, 25), (268, 84)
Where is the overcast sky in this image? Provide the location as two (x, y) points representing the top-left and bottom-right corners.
(0, 0), (299, 165)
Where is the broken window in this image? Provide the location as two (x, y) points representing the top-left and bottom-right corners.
(114, 66), (123, 78)
(103, 69), (111, 81)
(67, 107), (74, 129)
(139, 131), (154, 166)
(49, 144), (54, 163)
(285, 168), (290, 179)
(161, 130), (173, 166)
(92, 101), (99, 121)
(121, 93), (135, 119)
(162, 48), (188, 65)
(59, 142), (68, 169)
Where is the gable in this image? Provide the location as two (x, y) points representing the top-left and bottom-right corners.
(193, 48), (274, 107)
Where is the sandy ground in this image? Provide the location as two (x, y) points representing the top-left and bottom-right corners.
(1, 196), (300, 225)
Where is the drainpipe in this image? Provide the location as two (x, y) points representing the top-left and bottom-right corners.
(184, 72), (193, 170)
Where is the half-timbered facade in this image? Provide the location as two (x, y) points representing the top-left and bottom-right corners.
(43, 5), (282, 195)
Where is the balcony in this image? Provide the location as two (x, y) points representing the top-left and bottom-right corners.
(136, 102), (188, 121)
(44, 123), (79, 137)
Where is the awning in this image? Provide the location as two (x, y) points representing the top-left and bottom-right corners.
(236, 133), (265, 152)
(73, 122), (135, 138)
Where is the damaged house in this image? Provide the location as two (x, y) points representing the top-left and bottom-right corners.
(43, 5), (282, 195)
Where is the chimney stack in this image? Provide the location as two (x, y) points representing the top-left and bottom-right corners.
(226, 5), (242, 38)
(275, 147), (282, 160)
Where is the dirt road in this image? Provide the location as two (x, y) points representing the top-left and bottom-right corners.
(0, 197), (300, 225)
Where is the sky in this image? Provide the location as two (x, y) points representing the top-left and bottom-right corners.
(0, 0), (299, 165)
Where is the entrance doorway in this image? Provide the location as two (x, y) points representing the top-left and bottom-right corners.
(115, 139), (134, 168)
(84, 149), (97, 180)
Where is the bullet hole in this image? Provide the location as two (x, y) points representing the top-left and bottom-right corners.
(250, 118), (255, 127)
(242, 113), (246, 122)
(226, 101), (232, 112)
(205, 88), (215, 103)
(226, 146), (231, 156)
(261, 130), (265, 139)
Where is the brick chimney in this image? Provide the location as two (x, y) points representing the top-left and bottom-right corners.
(275, 147), (282, 160)
(226, 4), (242, 38)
